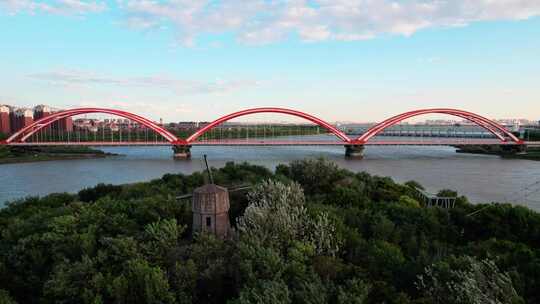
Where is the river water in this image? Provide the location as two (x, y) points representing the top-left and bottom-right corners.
(2, 136), (540, 211)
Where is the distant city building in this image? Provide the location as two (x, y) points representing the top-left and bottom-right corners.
(32, 105), (73, 133)
(9, 106), (16, 133)
(33, 104), (52, 120)
(0, 105), (10, 135)
(198, 122), (211, 129)
(0, 104), (76, 135)
(55, 114), (73, 133)
(73, 117), (144, 132)
(167, 121), (211, 131)
(13, 108), (33, 133)
(494, 118), (535, 126)
(33, 105), (52, 133)
(170, 122), (198, 130)
(109, 123), (119, 132)
(424, 119), (459, 125)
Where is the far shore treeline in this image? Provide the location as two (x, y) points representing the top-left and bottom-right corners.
(1, 158), (539, 303)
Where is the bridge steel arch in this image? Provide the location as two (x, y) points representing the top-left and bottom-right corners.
(185, 107), (352, 143)
(354, 109), (523, 144)
(363, 111), (508, 141)
(6, 108), (182, 144)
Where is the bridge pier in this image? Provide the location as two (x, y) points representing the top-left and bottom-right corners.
(345, 144), (364, 159)
(173, 145), (191, 159)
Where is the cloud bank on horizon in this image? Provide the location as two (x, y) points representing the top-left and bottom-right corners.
(2, 0), (540, 45)
(28, 69), (260, 95)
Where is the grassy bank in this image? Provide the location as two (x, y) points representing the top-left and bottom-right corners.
(0, 145), (117, 164)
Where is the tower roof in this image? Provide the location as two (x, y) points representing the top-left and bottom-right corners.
(193, 184), (227, 194)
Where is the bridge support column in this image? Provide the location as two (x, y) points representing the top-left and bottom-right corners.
(345, 144), (364, 159)
(173, 145), (191, 159)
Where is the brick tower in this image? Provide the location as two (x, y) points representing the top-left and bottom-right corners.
(192, 184), (230, 239)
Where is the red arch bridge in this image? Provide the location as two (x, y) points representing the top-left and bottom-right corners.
(1, 107), (535, 159)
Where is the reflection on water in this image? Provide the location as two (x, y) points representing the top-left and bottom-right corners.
(2, 142), (540, 211)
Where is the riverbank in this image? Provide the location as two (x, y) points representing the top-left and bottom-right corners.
(456, 145), (540, 160)
(0, 146), (118, 164)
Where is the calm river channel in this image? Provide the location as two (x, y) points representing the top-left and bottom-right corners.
(2, 138), (540, 211)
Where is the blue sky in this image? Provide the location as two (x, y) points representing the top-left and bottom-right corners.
(0, 0), (539, 122)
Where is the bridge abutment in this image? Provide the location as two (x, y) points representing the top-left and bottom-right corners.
(173, 145), (191, 159)
(345, 144), (364, 159)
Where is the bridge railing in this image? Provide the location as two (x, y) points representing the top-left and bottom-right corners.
(412, 188), (457, 209)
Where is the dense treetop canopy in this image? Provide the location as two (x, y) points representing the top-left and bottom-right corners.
(1, 158), (539, 303)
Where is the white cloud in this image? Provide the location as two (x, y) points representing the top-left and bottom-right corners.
(119, 0), (540, 45)
(27, 69), (260, 95)
(5, 1), (539, 44)
(0, 0), (106, 15)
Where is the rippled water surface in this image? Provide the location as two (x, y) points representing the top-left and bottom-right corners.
(2, 140), (540, 211)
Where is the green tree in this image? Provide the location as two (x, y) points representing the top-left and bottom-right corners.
(283, 158), (349, 195)
(232, 280), (291, 304)
(44, 256), (107, 304)
(336, 279), (370, 304)
(142, 219), (185, 265)
(237, 180), (341, 256)
(111, 259), (175, 304)
(398, 195), (420, 208)
(0, 289), (17, 304)
(417, 255), (523, 304)
(2, 159), (540, 303)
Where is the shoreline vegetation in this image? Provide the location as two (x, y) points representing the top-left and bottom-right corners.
(0, 158), (539, 303)
(456, 145), (540, 160)
(0, 146), (118, 165)
(169, 125), (325, 140)
(0, 126), (324, 165)
(7, 126), (326, 144)
(2, 141), (540, 165)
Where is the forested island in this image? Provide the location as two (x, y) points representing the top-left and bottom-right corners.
(456, 129), (540, 160)
(0, 146), (116, 164)
(1, 159), (539, 303)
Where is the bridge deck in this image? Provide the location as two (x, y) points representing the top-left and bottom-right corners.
(5, 140), (538, 147)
